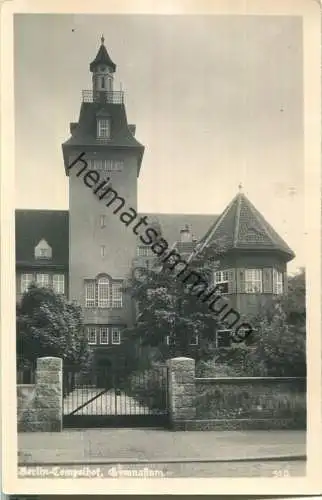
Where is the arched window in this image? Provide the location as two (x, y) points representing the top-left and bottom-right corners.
(97, 277), (110, 308)
(84, 275), (123, 309)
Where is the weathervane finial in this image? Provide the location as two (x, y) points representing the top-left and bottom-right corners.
(101, 34), (105, 44)
(238, 182), (243, 193)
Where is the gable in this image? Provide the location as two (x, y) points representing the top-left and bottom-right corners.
(34, 238), (52, 259)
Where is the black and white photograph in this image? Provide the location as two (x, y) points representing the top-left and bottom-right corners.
(1, 0), (321, 495)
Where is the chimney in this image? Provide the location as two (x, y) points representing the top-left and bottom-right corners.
(180, 224), (192, 243)
(128, 124), (136, 136)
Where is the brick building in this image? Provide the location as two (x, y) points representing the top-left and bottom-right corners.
(15, 38), (295, 367)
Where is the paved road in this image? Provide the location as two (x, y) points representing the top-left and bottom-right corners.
(18, 429), (306, 467)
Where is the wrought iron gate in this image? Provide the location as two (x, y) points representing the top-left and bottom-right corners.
(63, 365), (169, 428)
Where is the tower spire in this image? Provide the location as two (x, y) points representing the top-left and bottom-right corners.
(238, 182), (243, 193)
(101, 34), (105, 45)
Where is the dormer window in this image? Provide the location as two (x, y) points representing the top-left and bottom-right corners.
(97, 118), (111, 139)
(34, 239), (52, 260)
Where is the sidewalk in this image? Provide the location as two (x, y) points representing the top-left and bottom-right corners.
(18, 429), (306, 464)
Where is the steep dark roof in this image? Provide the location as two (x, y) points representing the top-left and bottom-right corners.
(198, 192), (295, 261)
(16, 200), (293, 270)
(15, 211), (216, 267)
(62, 103), (144, 150)
(15, 210), (69, 267)
(90, 41), (116, 72)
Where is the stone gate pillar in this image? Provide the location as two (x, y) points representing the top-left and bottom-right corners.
(35, 356), (63, 432)
(167, 357), (196, 430)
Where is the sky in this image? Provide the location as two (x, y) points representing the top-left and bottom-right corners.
(14, 14), (303, 273)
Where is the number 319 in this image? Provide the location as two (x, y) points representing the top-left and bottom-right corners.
(273, 469), (290, 477)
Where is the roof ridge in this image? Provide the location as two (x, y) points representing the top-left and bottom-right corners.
(233, 193), (242, 246)
(197, 193), (239, 253)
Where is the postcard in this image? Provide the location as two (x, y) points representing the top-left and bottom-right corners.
(1, 0), (321, 495)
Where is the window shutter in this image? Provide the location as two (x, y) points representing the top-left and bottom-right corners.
(263, 268), (272, 293)
(237, 268), (245, 293)
(228, 269), (236, 293)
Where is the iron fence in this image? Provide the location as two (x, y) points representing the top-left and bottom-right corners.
(63, 365), (169, 425)
(82, 90), (124, 104)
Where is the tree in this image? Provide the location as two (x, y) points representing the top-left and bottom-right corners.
(124, 240), (232, 363)
(242, 309), (306, 377)
(283, 267), (305, 329)
(17, 284), (92, 370)
(218, 268), (306, 377)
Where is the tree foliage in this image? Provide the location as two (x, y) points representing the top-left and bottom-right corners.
(217, 268), (306, 377)
(283, 267), (306, 329)
(124, 240), (233, 362)
(17, 284), (92, 370)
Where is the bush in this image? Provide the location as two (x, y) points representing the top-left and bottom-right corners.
(196, 380), (306, 423)
(128, 363), (168, 411)
(17, 284), (92, 371)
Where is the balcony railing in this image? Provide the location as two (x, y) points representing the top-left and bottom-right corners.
(82, 90), (125, 104)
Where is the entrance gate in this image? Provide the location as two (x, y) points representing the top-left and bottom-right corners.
(63, 365), (169, 428)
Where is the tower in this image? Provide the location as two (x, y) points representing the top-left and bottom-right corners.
(62, 37), (144, 367)
(197, 189), (295, 319)
(90, 35), (116, 96)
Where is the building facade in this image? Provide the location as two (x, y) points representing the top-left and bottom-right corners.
(16, 38), (295, 366)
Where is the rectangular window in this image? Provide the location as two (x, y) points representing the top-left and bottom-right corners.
(90, 159), (123, 172)
(102, 159), (111, 172)
(90, 159), (102, 170)
(40, 248), (50, 258)
(97, 278), (110, 308)
(100, 327), (109, 344)
(190, 334), (199, 346)
(166, 335), (176, 346)
(111, 328), (121, 345)
(53, 274), (65, 294)
(100, 245), (106, 258)
(137, 246), (150, 257)
(21, 273), (34, 293)
(85, 280), (96, 307)
(214, 270), (230, 294)
(245, 269), (262, 293)
(111, 160), (124, 171)
(111, 282), (123, 308)
(87, 327), (97, 345)
(273, 269), (283, 294)
(36, 273), (49, 288)
(97, 119), (111, 139)
(100, 215), (106, 228)
(215, 330), (231, 348)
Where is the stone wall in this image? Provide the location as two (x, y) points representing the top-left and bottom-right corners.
(167, 357), (196, 430)
(17, 356), (63, 432)
(166, 357), (306, 431)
